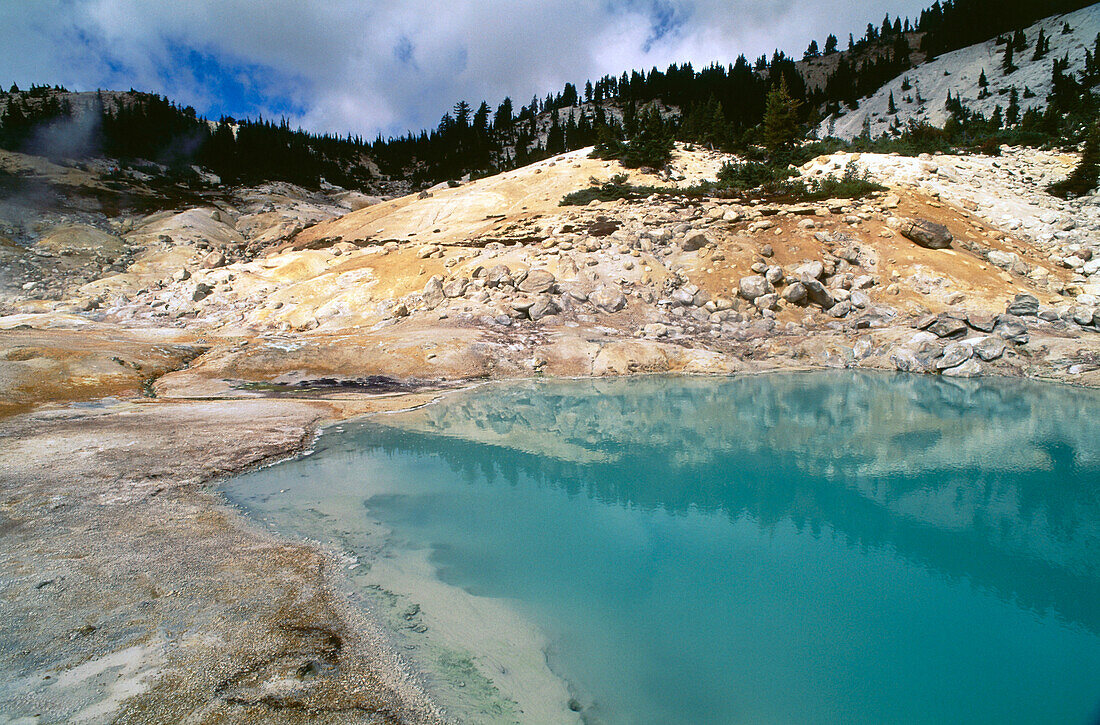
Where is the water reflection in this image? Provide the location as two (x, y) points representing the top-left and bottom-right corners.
(359, 372), (1100, 633)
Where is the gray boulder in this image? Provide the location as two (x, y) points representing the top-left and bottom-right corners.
(994, 314), (1029, 344)
(942, 358), (982, 377)
(486, 265), (512, 287)
(782, 282), (808, 304)
(901, 218), (953, 249)
(973, 336), (1006, 361)
(800, 276), (834, 308)
(927, 314), (967, 338)
(739, 275), (773, 301)
(1005, 293), (1039, 317)
(936, 341), (973, 369)
(527, 295), (559, 321)
(681, 232), (709, 251)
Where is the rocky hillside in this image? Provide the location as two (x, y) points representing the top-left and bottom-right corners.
(819, 3), (1100, 139)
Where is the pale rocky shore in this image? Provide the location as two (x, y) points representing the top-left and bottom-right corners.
(1, 141), (1099, 721)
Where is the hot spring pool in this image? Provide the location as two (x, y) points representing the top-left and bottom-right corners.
(223, 372), (1100, 724)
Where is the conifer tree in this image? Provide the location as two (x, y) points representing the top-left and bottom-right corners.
(824, 34), (838, 54)
(1033, 27), (1047, 61)
(1001, 42), (1015, 74)
(888, 91), (897, 114)
(1006, 87), (1020, 125)
(762, 77), (801, 154)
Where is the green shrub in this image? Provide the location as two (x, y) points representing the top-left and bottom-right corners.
(1048, 123), (1099, 198)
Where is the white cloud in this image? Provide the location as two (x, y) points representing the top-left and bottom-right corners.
(0, 0), (931, 137)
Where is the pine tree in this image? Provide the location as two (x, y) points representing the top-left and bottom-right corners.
(762, 77), (801, 153)
(979, 68), (988, 87)
(804, 40), (820, 60)
(888, 91), (898, 114)
(1002, 42), (1015, 74)
(1012, 29), (1027, 52)
(1006, 87), (1020, 125)
(1033, 27), (1047, 60)
(824, 34), (838, 54)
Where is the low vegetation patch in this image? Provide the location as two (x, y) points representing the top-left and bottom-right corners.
(561, 161), (884, 207)
(559, 174), (667, 205)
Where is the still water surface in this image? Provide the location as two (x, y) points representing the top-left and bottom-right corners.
(223, 372), (1100, 724)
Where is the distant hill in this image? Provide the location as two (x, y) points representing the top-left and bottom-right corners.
(819, 4), (1100, 140)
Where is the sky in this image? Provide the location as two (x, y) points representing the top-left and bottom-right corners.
(0, 0), (931, 140)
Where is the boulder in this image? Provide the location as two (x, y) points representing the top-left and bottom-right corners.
(800, 277), (834, 308)
(486, 265), (511, 287)
(782, 282), (808, 304)
(794, 261), (824, 280)
(192, 282), (212, 302)
(200, 250), (226, 269)
(671, 288), (696, 306)
(443, 277), (469, 298)
(901, 218), (952, 249)
(973, 336), (1006, 361)
(592, 285), (627, 313)
(827, 300), (853, 318)
(422, 276), (445, 308)
(966, 311), (996, 332)
(993, 314), (1029, 344)
(681, 232), (709, 251)
(927, 314), (967, 338)
(941, 358), (982, 377)
(1005, 293), (1039, 317)
(519, 269), (556, 293)
(936, 341), (973, 369)
(527, 296), (558, 321)
(1072, 306), (1096, 326)
(738, 275), (773, 301)
(754, 293), (780, 311)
